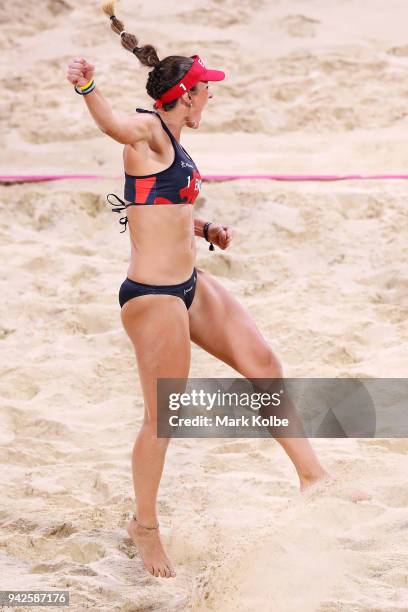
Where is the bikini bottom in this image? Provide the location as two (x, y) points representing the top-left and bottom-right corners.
(119, 267), (197, 310)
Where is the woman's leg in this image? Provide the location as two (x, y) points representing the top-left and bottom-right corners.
(121, 293), (191, 578)
(188, 268), (328, 489)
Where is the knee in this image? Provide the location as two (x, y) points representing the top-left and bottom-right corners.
(139, 419), (171, 447)
(256, 345), (284, 378)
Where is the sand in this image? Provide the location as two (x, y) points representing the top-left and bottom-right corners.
(0, 0), (407, 610)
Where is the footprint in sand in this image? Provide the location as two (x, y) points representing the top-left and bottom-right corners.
(176, 2), (264, 28)
(0, 327), (15, 340)
(1, 0), (71, 28)
(211, 440), (254, 454)
(387, 44), (408, 57)
(30, 559), (69, 574)
(30, 558), (98, 575)
(25, 255), (61, 273)
(62, 307), (114, 335)
(27, 416), (72, 438)
(337, 536), (376, 551)
(278, 14), (320, 38)
(2, 517), (39, 534)
(67, 264), (100, 284)
(54, 539), (107, 565)
(75, 193), (106, 218)
(378, 486), (408, 509)
(202, 253), (260, 280)
(65, 245), (96, 257)
(360, 269), (408, 306)
(42, 521), (77, 538)
(0, 375), (40, 400)
(360, 439), (408, 455)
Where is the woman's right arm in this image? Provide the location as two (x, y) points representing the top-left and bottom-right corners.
(82, 87), (152, 144)
(66, 57), (151, 145)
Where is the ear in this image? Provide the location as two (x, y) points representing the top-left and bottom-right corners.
(180, 91), (192, 106)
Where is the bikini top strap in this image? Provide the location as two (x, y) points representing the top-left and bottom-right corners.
(106, 193), (138, 233)
(135, 107), (176, 144)
(136, 108), (154, 115)
(106, 193), (127, 212)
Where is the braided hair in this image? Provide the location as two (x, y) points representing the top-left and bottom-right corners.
(102, 1), (198, 111)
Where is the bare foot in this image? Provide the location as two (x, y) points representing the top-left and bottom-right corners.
(126, 516), (176, 578)
(300, 473), (371, 503)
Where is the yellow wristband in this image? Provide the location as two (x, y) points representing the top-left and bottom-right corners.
(79, 77), (94, 91)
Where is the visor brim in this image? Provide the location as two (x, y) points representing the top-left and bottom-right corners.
(203, 69), (225, 82)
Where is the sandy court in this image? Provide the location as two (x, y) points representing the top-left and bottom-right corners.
(1, 0), (408, 610)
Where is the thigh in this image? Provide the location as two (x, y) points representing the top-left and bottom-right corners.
(188, 268), (282, 377)
(121, 294), (191, 422)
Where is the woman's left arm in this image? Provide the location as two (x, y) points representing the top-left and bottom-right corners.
(193, 216), (234, 250)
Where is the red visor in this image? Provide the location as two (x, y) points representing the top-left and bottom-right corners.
(154, 55), (225, 109)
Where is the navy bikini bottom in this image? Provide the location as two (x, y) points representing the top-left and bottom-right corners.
(119, 268), (197, 310)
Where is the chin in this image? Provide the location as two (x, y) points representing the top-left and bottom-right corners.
(187, 119), (200, 129)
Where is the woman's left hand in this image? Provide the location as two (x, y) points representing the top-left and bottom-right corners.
(208, 223), (233, 250)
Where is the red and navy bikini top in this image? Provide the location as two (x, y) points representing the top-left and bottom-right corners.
(107, 107), (202, 232)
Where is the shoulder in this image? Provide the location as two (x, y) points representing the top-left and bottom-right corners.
(127, 111), (157, 141)
(102, 108), (158, 146)
(130, 111), (162, 141)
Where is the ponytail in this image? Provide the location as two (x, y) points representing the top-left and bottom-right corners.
(102, 1), (160, 67)
(102, 1), (195, 112)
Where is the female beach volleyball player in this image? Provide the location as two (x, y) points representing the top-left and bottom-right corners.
(66, 0), (343, 579)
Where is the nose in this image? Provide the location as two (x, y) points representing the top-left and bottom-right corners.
(209, 91), (214, 99)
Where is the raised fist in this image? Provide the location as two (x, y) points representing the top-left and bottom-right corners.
(66, 58), (95, 87)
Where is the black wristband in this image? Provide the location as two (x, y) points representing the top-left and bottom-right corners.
(203, 222), (215, 251)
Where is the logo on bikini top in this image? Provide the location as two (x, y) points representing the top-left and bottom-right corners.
(181, 160), (194, 169)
